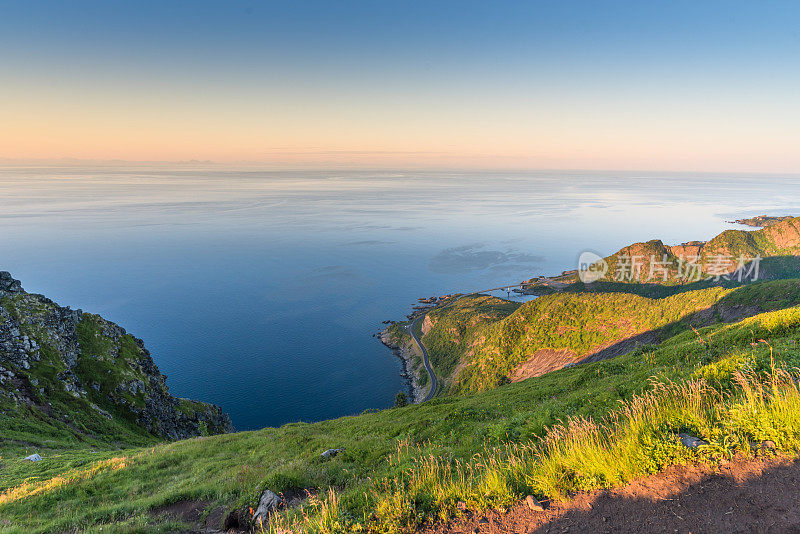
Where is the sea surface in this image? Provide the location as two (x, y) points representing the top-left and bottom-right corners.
(2, 166), (800, 430)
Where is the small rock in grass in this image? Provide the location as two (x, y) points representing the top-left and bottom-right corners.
(526, 494), (544, 511)
(320, 448), (342, 459)
(751, 440), (777, 455)
(24, 454), (42, 462)
(678, 433), (707, 449)
(457, 500), (467, 511)
(252, 489), (283, 523)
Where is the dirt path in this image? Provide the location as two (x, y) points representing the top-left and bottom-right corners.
(420, 455), (800, 534)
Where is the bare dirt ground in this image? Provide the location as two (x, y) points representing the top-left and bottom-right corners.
(154, 488), (318, 533)
(510, 348), (580, 382)
(154, 498), (227, 533)
(420, 455), (800, 534)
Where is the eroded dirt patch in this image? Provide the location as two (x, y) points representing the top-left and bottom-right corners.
(153, 499), (232, 533)
(510, 349), (579, 382)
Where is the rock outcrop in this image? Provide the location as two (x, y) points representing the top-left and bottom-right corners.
(253, 489), (283, 523)
(0, 271), (233, 442)
(580, 216), (800, 284)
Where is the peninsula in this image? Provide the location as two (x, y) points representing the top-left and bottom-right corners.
(4, 218), (800, 533)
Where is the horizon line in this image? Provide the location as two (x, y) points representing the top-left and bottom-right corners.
(1, 157), (799, 177)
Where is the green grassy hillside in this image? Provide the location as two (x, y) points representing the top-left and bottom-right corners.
(413, 280), (800, 395)
(5, 282), (800, 532)
(0, 285), (232, 455)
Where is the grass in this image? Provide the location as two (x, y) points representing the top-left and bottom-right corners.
(4, 294), (800, 532)
(268, 330), (800, 532)
(0, 297), (227, 454)
(417, 294), (521, 382)
(717, 278), (800, 310)
(3, 221), (799, 532)
(419, 280), (800, 394)
(0, 302), (160, 453)
(75, 315), (149, 414)
(0, 457), (128, 505)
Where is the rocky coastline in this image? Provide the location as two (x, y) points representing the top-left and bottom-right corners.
(727, 215), (794, 227)
(0, 271), (233, 441)
(379, 327), (426, 404)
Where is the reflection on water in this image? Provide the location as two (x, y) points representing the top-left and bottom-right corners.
(1, 165), (799, 429)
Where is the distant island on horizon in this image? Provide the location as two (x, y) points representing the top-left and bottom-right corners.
(727, 214), (795, 227)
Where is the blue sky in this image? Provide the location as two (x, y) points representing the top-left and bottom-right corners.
(2, 1), (799, 170)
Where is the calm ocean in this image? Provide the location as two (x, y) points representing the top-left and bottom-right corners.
(2, 166), (799, 429)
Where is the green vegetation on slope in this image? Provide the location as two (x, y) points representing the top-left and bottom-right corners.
(418, 281), (800, 395)
(716, 278), (800, 311)
(418, 295), (521, 382)
(76, 315), (151, 414)
(576, 216), (800, 286)
(4, 281), (800, 532)
(0, 299), (160, 452)
(0, 293), (229, 455)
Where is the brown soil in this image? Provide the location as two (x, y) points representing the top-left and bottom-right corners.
(510, 349), (579, 382)
(668, 243), (704, 260)
(153, 499), (228, 533)
(764, 218), (800, 249)
(153, 488), (317, 533)
(420, 455), (800, 534)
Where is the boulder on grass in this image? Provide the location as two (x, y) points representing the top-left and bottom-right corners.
(321, 448), (342, 460)
(678, 433), (707, 449)
(253, 489), (283, 524)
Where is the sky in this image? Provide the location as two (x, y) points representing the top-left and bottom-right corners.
(2, 0), (800, 171)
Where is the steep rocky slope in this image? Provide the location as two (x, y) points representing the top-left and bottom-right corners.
(0, 271), (232, 448)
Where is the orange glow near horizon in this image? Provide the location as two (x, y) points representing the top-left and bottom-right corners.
(4, 90), (800, 172)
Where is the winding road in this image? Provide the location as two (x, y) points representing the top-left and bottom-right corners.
(406, 314), (438, 402)
(404, 282), (534, 402)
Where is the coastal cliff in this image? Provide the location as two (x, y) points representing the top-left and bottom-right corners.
(0, 271), (233, 447)
(379, 327), (426, 403)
